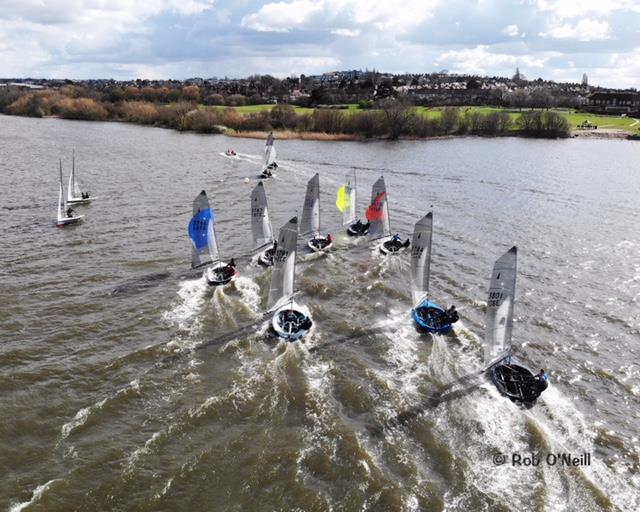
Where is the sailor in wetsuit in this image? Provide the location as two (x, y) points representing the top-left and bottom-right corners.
(533, 369), (549, 393)
(445, 305), (459, 324)
(66, 207), (74, 218)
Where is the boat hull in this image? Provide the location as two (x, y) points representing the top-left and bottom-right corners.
(308, 237), (332, 252)
(257, 245), (275, 266)
(491, 363), (545, 407)
(205, 261), (238, 286)
(271, 301), (312, 341)
(67, 197), (92, 205)
(412, 300), (452, 334)
(346, 220), (369, 237)
(56, 215), (84, 227)
(379, 237), (410, 255)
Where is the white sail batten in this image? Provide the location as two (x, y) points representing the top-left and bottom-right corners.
(251, 182), (274, 250)
(367, 176), (391, 240)
(268, 216), (298, 310)
(484, 246), (518, 370)
(300, 173), (320, 237)
(410, 213), (433, 307)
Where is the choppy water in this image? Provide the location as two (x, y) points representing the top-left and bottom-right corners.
(1, 114), (639, 512)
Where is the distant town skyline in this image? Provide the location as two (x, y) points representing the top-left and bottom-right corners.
(1, 0), (639, 89)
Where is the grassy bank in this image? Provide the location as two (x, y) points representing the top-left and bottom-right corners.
(6, 86), (624, 139)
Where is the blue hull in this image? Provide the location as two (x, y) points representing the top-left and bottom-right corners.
(412, 300), (452, 334)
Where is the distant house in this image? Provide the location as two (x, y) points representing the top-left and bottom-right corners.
(585, 91), (640, 115)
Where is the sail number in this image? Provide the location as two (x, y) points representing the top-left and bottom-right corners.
(274, 249), (289, 263)
(488, 291), (503, 307)
(252, 207), (264, 218)
(411, 246), (423, 258)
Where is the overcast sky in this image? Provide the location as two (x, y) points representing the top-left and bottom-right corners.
(1, 0), (639, 88)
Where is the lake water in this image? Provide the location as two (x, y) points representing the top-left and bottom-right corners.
(1, 114), (639, 511)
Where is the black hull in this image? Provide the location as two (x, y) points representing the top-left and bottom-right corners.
(492, 364), (545, 406)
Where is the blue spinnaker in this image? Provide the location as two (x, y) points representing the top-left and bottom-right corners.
(189, 207), (214, 250)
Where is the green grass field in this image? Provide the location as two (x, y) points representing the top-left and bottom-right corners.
(200, 103), (639, 133)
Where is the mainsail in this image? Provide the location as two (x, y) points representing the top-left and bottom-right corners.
(367, 176), (390, 240)
(336, 169), (357, 226)
(410, 213), (433, 306)
(268, 216), (298, 310)
(188, 190), (219, 269)
(68, 150), (82, 201)
(300, 173), (320, 237)
(484, 246), (517, 369)
(251, 182), (274, 250)
(262, 133), (276, 172)
(58, 161), (65, 220)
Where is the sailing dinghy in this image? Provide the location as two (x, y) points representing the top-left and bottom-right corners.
(56, 161), (83, 227)
(301, 173), (332, 252)
(366, 176), (409, 255)
(483, 246), (548, 407)
(251, 182), (276, 266)
(67, 150), (93, 204)
(336, 169), (369, 236)
(268, 216), (313, 341)
(188, 190), (238, 286)
(410, 213), (459, 334)
(260, 132), (278, 178)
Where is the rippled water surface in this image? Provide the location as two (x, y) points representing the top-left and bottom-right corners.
(1, 115), (640, 511)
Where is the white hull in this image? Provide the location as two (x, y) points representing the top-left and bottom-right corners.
(308, 236), (333, 252)
(271, 300), (312, 341)
(205, 261), (237, 286)
(67, 196), (93, 205)
(379, 236), (410, 255)
(258, 244), (275, 266)
(56, 215), (84, 227)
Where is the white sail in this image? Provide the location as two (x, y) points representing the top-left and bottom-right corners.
(410, 213), (433, 306)
(367, 176), (391, 240)
(67, 150), (82, 201)
(58, 161), (65, 221)
(251, 182), (274, 250)
(262, 133), (276, 172)
(337, 169), (357, 225)
(484, 246), (517, 369)
(300, 173), (320, 237)
(268, 216), (298, 310)
(188, 191), (220, 269)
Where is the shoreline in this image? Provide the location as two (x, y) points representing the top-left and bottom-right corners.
(4, 113), (637, 142)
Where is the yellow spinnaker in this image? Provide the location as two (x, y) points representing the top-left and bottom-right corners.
(336, 185), (351, 213)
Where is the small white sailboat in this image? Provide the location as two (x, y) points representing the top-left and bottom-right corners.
(260, 132), (278, 178)
(366, 176), (409, 255)
(67, 150), (93, 204)
(188, 190), (238, 286)
(483, 246), (548, 407)
(410, 213), (458, 334)
(268, 216), (312, 341)
(56, 161), (83, 227)
(251, 182), (275, 266)
(301, 173), (332, 252)
(336, 169), (369, 236)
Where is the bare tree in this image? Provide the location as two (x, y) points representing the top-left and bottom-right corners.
(379, 97), (414, 139)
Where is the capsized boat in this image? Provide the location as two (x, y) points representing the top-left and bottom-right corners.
(260, 132), (278, 178)
(301, 173), (332, 252)
(410, 213), (459, 334)
(366, 176), (409, 255)
(337, 169), (369, 236)
(56, 161), (83, 227)
(268, 216), (312, 341)
(188, 190), (238, 286)
(251, 182), (275, 266)
(67, 150), (93, 204)
(484, 246), (548, 407)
